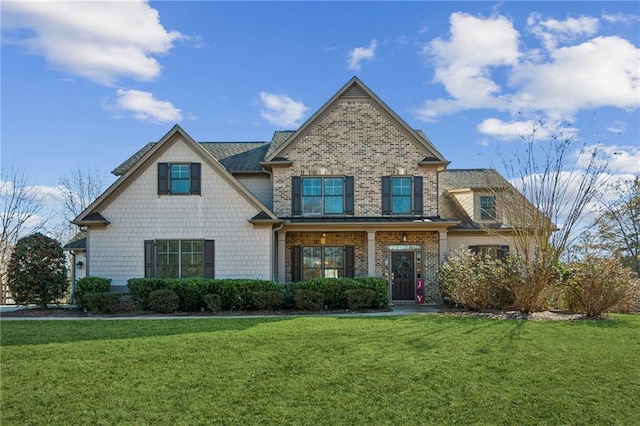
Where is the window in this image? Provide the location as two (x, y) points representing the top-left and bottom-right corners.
(144, 239), (214, 278)
(158, 163), (201, 195)
(292, 176), (354, 216)
(291, 245), (355, 281)
(381, 176), (423, 215)
(480, 196), (496, 220)
(469, 245), (509, 261)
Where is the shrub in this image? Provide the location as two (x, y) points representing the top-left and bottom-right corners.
(83, 292), (121, 314)
(294, 289), (324, 311)
(127, 278), (167, 309)
(75, 277), (111, 308)
(7, 233), (68, 309)
(253, 291), (284, 311)
(283, 278), (389, 310)
(508, 256), (556, 314)
(346, 288), (376, 311)
(353, 277), (389, 308)
(439, 249), (513, 311)
(203, 294), (221, 312)
(563, 256), (640, 317)
(148, 289), (179, 314)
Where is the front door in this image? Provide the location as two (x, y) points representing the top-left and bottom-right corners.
(391, 252), (414, 300)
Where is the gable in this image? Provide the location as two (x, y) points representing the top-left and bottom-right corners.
(74, 125), (278, 226)
(264, 77), (448, 166)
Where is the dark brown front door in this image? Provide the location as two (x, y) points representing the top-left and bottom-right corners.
(392, 252), (414, 300)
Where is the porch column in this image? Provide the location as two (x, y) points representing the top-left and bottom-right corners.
(439, 230), (448, 263)
(277, 230), (286, 283)
(367, 230), (376, 277)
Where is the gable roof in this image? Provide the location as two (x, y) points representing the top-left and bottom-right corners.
(74, 125), (279, 226)
(263, 77), (449, 164)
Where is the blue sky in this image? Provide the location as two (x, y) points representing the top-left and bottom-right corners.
(1, 1), (639, 232)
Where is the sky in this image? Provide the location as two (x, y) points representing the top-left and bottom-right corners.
(1, 1), (639, 235)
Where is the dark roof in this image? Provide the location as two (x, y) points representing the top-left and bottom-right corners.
(438, 169), (513, 230)
(439, 169), (508, 190)
(265, 131), (296, 160)
(201, 142), (269, 172)
(63, 231), (87, 250)
(112, 142), (156, 175)
(284, 216), (453, 224)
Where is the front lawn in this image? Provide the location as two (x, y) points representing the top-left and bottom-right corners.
(1, 314), (639, 425)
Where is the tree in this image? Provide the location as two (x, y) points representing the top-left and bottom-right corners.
(56, 167), (107, 241)
(1, 166), (47, 287)
(7, 233), (68, 308)
(488, 120), (608, 313)
(593, 175), (640, 276)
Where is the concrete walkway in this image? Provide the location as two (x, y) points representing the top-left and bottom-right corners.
(0, 304), (443, 321)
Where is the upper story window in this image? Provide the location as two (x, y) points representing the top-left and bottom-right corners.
(382, 176), (423, 215)
(292, 176), (354, 216)
(158, 163), (201, 195)
(480, 195), (496, 220)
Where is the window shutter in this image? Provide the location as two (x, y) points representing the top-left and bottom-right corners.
(499, 245), (509, 261)
(291, 246), (301, 282)
(344, 176), (354, 215)
(204, 240), (215, 278)
(291, 177), (302, 215)
(190, 163), (201, 195)
(158, 163), (169, 195)
(144, 240), (155, 278)
(413, 176), (423, 215)
(381, 176), (391, 215)
(345, 246), (355, 278)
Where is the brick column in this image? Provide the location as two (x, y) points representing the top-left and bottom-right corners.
(367, 230), (376, 277)
(439, 230), (448, 263)
(277, 230), (286, 283)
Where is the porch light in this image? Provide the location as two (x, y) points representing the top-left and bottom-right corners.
(76, 261), (84, 269)
(402, 232), (407, 242)
(320, 233), (326, 245)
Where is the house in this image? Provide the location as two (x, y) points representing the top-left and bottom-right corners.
(72, 77), (522, 304)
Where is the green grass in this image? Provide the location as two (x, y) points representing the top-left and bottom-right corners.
(1, 314), (639, 425)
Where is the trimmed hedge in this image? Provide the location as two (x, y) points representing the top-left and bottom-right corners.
(149, 289), (179, 314)
(75, 277), (112, 308)
(127, 277), (388, 313)
(294, 290), (324, 311)
(83, 292), (121, 314)
(346, 288), (376, 311)
(253, 291), (284, 311)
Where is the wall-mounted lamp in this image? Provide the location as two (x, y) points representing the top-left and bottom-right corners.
(76, 261), (84, 269)
(319, 167), (327, 175)
(402, 232), (407, 242)
(320, 233), (327, 245)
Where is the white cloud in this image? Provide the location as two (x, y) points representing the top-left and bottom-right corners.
(606, 120), (627, 134)
(601, 11), (640, 25)
(575, 144), (640, 174)
(417, 13), (519, 121)
(477, 118), (552, 140)
(527, 13), (599, 51)
(511, 36), (640, 115)
(104, 89), (183, 124)
(417, 11), (640, 133)
(259, 92), (309, 128)
(2, 0), (184, 85)
(347, 40), (378, 72)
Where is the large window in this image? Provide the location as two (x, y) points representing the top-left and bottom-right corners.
(480, 196), (496, 220)
(145, 239), (214, 278)
(381, 176), (423, 215)
(302, 246), (345, 279)
(158, 163), (201, 195)
(292, 176), (354, 216)
(291, 245), (355, 281)
(469, 245), (509, 261)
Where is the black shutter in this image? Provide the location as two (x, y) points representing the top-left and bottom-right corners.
(345, 246), (355, 278)
(158, 163), (169, 195)
(291, 177), (302, 215)
(190, 163), (201, 195)
(144, 240), (155, 277)
(413, 176), (423, 215)
(344, 176), (354, 215)
(204, 240), (215, 278)
(499, 246), (509, 261)
(291, 246), (301, 282)
(381, 176), (391, 215)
